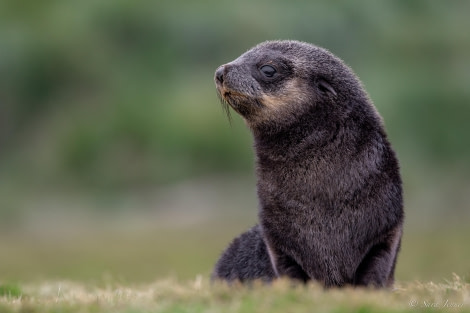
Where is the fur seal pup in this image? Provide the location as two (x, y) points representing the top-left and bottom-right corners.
(212, 40), (404, 288)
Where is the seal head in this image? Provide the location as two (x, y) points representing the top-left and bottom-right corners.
(215, 40), (375, 133)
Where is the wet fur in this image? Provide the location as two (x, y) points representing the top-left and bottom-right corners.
(212, 40), (404, 288)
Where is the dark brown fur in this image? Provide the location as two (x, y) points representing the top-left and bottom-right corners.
(212, 40), (404, 288)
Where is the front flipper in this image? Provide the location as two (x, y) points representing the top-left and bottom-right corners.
(354, 225), (403, 288)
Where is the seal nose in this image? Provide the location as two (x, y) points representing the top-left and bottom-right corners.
(215, 66), (225, 84)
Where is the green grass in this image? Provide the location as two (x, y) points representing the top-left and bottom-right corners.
(0, 284), (22, 298)
(0, 213), (469, 312)
(1, 275), (469, 313)
(1, 220), (469, 283)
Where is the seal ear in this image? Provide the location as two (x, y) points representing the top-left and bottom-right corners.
(318, 79), (337, 97)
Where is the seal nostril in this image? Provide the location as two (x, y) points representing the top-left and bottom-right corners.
(215, 66), (225, 84)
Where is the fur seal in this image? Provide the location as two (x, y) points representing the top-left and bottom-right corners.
(212, 40), (404, 288)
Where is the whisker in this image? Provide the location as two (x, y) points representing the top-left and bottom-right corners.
(217, 92), (232, 125)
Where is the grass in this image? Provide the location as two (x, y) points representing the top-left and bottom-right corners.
(1, 275), (469, 313)
(0, 284), (22, 298)
(0, 191), (468, 312)
(1, 219), (469, 283)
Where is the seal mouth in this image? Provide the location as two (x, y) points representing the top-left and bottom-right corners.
(215, 80), (247, 121)
(217, 87), (262, 122)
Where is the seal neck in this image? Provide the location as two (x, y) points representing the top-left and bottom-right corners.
(252, 106), (341, 162)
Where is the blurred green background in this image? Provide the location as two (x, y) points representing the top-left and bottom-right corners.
(1, 0), (469, 284)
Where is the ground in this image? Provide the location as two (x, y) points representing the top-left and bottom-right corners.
(1, 275), (469, 313)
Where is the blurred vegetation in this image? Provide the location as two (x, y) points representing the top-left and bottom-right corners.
(1, 0), (469, 189)
(0, 0), (469, 282)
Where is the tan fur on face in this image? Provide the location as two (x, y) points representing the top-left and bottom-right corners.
(249, 79), (311, 127)
(262, 79), (310, 109)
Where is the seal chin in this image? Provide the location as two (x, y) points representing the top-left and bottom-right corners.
(224, 91), (261, 119)
(217, 86), (247, 110)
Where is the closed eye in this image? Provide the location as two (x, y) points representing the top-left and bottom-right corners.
(259, 65), (277, 78)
